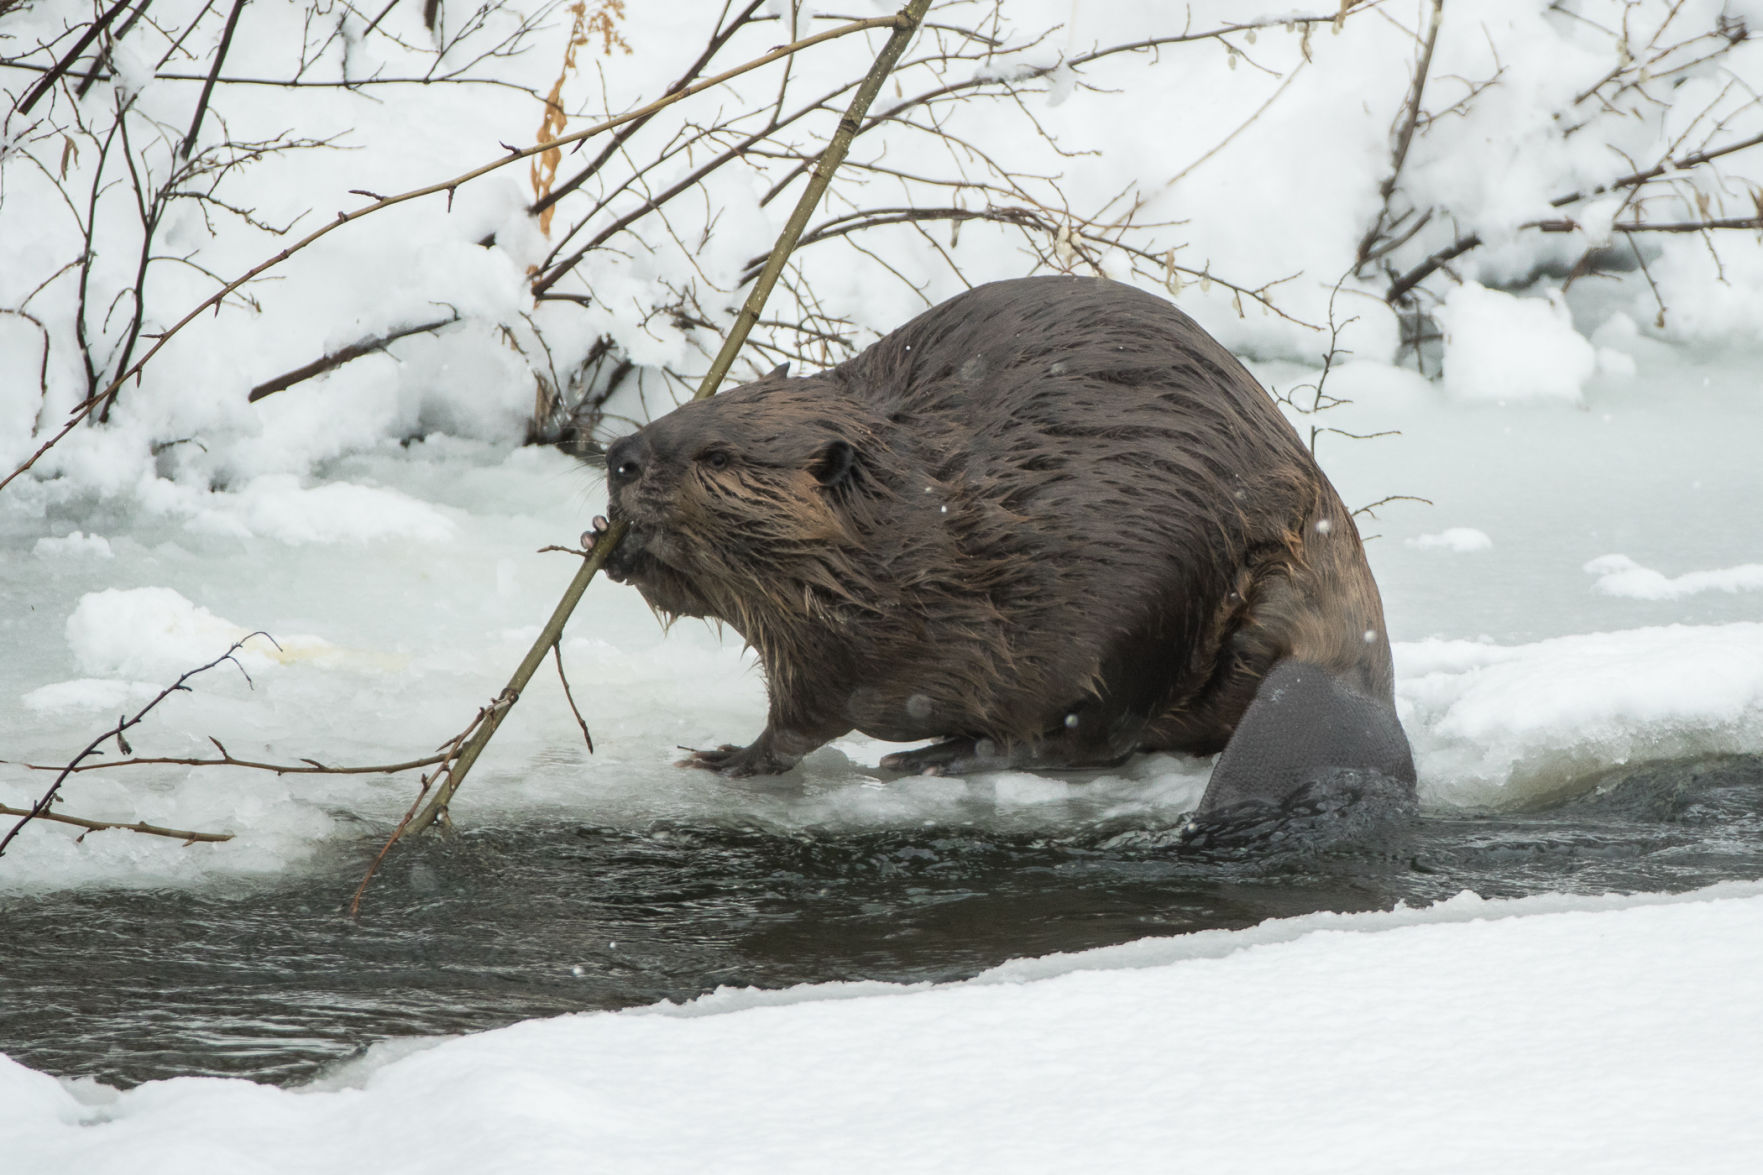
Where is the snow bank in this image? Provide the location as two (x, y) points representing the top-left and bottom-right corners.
(31, 532), (113, 559)
(1436, 283), (1596, 404)
(21, 679), (158, 716)
(179, 475), (458, 546)
(65, 587), (336, 680)
(1398, 624), (1763, 803)
(5, 884), (1760, 1174)
(1405, 527), (1492, 553)
(1586, 554), (1763, 601)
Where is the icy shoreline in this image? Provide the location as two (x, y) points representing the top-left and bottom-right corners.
(5, 341), (1761, 892)
(7, 883), (1762, 1174)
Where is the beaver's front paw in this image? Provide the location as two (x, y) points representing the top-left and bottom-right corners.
(677, 742), (794, 778)
(585, 516), (646, 584)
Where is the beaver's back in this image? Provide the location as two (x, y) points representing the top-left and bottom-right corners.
(834, 276), (1314, 558)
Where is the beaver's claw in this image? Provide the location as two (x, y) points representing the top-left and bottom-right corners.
(676, 742), (791, 778)
(581, 515), (611, 550)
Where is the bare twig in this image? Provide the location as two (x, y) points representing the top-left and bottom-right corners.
(757, 6), (1387, 208)
(75, 0), (155, 99)
(1272, 281), (1358, 451)
(688, 0), (934, 403)
(1385, 124), (1763, 304)
(348, 777), (437, 918)
(553, 643), (595, 753)
(1166, 60), (1309, 190)
(0, 309), (51, 406)
(14, 0), (136, 116)
(530, 0), (767, 221)
(2, 749), (453, 777)
(0, 803), (233, 844)
(736, 204), (1309, 324)
(1531, 214), (1763, 234)
(1386, 232), (1482, 303)
(1355, 0), (1444, 272)
(1353, 493), (1433, 519)
(247, 314), (460, 402)
(0, 632), (274, 858)
(347, 695), (511, 917)
(3, 57), (553, 93)
(180, 0), (246, 159)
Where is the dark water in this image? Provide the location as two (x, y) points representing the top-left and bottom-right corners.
(3, 754), (1761, 1089)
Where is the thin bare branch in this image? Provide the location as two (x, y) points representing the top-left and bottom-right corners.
(1386, 118), (1763, 303)
(179, 0), (246, 159)
(553, 643), (595, 753)
(3, 750), (452, 777)
(15, 0), (135, 116)
(531, 0), (767, 220)
(0, 803), (233, 844)
(1356, 0), (1444, 272)
(247, 314), (460, 402)
(0, 632), (275, 858)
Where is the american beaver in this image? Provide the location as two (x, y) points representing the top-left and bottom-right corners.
(593, 276), (1415, 814)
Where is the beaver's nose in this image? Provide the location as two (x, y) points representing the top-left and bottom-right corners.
(607, 435), (645, 483)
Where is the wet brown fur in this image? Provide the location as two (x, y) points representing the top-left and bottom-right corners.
(602, 276), (1395, 773)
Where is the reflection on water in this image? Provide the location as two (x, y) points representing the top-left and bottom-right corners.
(3, 754), (1760, 1088)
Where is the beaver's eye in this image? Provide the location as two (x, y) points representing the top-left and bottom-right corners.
(700, 449), (732, 471)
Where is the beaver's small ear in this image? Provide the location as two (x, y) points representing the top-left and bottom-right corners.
(811, 440), (855, 488)
(768, 362), (791, 380)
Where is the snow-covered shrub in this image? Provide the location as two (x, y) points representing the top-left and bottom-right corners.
(2, 0), (1760, 502)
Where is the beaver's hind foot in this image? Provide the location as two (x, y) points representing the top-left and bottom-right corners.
(879, 730), (1136, 776)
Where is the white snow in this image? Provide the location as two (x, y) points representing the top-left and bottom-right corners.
(1405, 527), (1492, 553)
(65, 587), (337, 680)
(21, 678), (158, 715)
(4, 885), (1761, 1174)
(31, 531), (113, 559)
(1436, 283), (1597, 404)
(179, 475), (458, 545)
(1397, 623), (1763, 803)
(1586, 554), (1763, 601)
(4, 0), (1763, 1166)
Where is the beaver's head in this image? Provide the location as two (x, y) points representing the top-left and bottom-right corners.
(601, 376), (898, 627)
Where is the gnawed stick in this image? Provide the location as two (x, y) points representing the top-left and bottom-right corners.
(392, 0), (935, 843)
(395, 528), (625, 841)
(346, 696), (511, 918)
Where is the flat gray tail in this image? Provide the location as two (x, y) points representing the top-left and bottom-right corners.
(1181, 661), (1418, 858)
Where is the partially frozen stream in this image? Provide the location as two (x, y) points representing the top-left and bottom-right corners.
(3, 344), (1760, 1095)
(4, 751), (1760, 1087)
